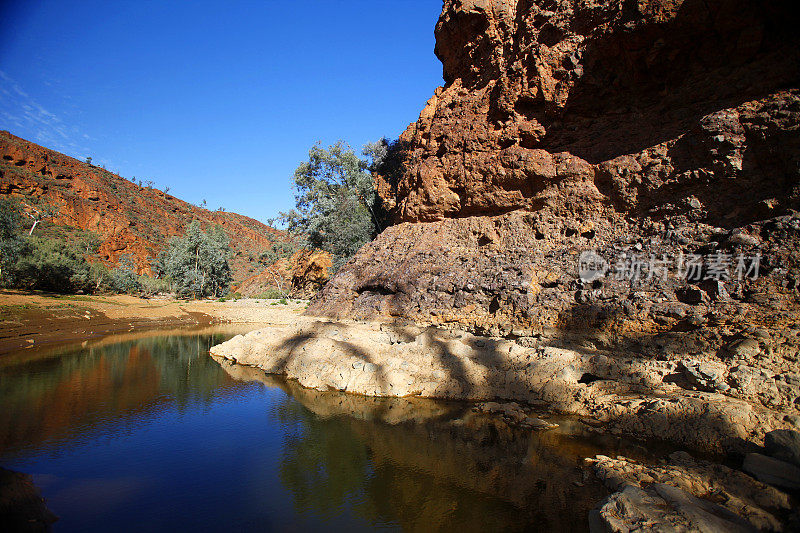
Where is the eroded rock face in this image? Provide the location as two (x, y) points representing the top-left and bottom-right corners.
(308, 0), (800, 420)
(385, 0), (800, 223)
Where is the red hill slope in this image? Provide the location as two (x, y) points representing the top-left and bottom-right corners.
(0, 130), (279, 281)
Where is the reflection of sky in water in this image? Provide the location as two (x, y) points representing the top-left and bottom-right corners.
(0, 331), (658, 532)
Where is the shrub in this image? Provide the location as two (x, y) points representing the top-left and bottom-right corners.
(139, 275), (169, 297)
(254, 288), (284, 299)
(105, 255), (141, 293)
(11, 236), (95, 293)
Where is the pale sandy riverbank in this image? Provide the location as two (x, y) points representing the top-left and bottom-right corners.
(0, 290), (307, 354)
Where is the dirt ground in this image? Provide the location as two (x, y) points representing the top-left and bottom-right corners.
(0, 290), (309, 355)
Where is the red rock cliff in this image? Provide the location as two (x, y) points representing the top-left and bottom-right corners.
(308, 0), (800, 383)
(383, 0), (799, 224)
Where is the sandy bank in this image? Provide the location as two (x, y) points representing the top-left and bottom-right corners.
(0, 290), (307, 354)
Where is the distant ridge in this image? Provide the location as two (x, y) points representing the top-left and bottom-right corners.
(0, 130), (281, 281)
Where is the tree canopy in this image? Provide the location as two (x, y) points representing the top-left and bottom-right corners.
(156, 221), (232, 298)
(277, 140), (394, 271)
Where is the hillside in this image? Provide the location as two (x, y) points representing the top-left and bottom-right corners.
(0, 130), (281, 282)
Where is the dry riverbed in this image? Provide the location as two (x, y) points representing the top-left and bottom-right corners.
(0, 290), (308, 354)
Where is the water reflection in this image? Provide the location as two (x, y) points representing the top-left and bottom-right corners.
(0, 332), (254, 457)
(1, 331), (660, 532)
(218, 359), (653, 532)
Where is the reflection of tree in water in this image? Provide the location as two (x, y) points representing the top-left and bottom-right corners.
(0, 333), (251, 454)
(273, 383), (617, 532)
(276, 399), (372, 519)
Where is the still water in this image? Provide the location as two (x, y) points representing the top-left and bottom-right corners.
(0, 329), (656, 532)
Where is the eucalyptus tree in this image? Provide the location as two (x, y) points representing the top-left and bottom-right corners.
(277, 140), (390, 271)
(157, 221), (232, 298)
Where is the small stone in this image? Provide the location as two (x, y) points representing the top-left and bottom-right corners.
(728, 232), (760, 247)
(676, 286), (707, 305)
(785, 414), (800, 430)
(723, 338), (761, 360)
(698, 279), (729, 301)
(525, 417), (558, 430)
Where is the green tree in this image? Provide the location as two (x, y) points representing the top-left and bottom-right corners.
(156, 221), (232, 298)
(0, 199), (25, 285)
(278, 141), (388, 271)
(12, 235), (95, 292)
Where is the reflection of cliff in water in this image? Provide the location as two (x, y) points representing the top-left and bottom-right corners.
(0, 334), (253, 456)
(219, 361), (659, 532)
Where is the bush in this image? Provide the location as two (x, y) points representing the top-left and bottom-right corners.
(105, 256), (141, 293)
(138, 275), (169, 297)
(12, 236), (96, 293)
(254, 288), (284, 299)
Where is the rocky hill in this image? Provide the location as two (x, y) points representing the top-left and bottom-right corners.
(308, 0), (799, 417)
(0, 130), (290, 283)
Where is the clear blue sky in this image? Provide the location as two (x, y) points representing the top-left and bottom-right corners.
(0, 1), (443, 223)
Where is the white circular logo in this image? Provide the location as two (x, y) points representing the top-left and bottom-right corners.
(578, 251), (608, 282)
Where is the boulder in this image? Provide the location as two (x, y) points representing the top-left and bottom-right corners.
(742, 453), (800, 490)
(764, 429), (800, 467)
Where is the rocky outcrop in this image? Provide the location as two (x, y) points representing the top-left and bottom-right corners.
(306, 0), (800, 423)
(311, 0), (800, 324)
(589, 452), (796, 532)
(0, 131), (287, 282)
(206, 5), (800, 528)
(210, 318), (799, 454)
(234, 249), (332, 298)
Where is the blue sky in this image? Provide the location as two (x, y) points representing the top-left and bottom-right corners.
(0, 1), (443, 223)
